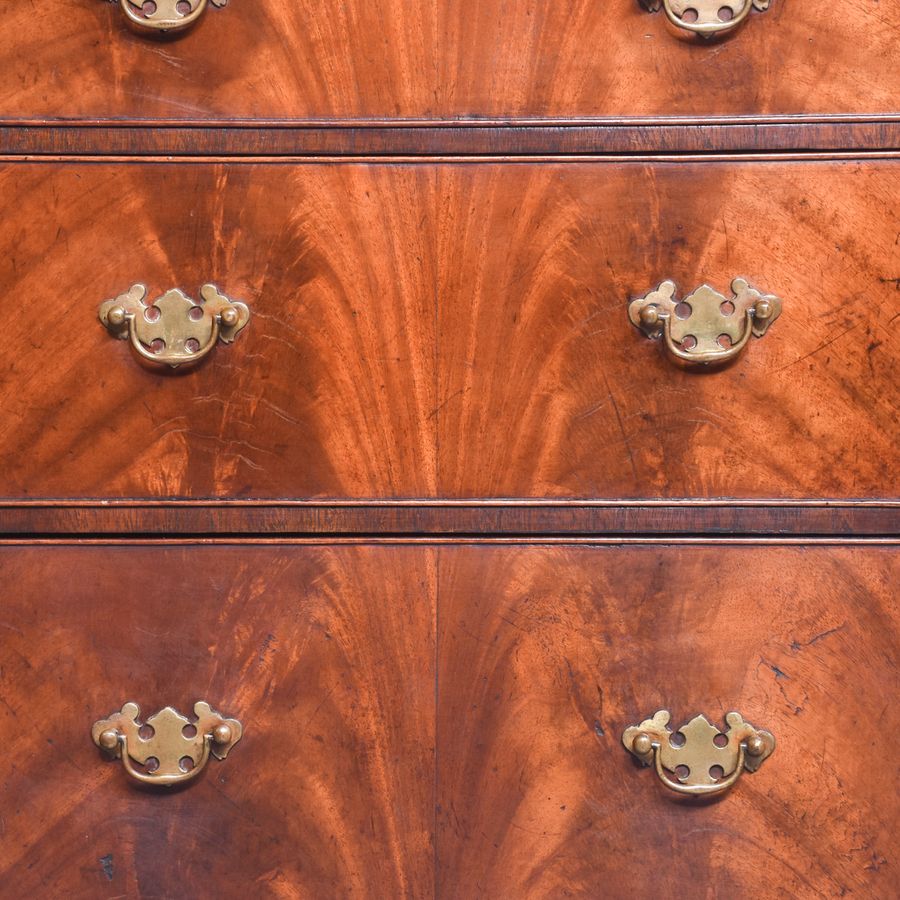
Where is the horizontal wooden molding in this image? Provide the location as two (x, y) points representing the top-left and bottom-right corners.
(1, 537), (898, 547)
(1, 120), (898, 157)
(1, 500), (897, 537)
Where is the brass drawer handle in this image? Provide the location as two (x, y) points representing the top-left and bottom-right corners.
(99, 284), (250, 369)
(642, 0), (770, 37)
(113, 0), (227, 34)
(92, 701), (243, 787)
(629, 277), (781, 367)
(623, 710), (775, 797)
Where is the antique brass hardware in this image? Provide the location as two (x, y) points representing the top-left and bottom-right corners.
(641, 0), (770, 37)
(99, 284), (250, 368)
(112, 0), (227, 34)
(629, 277), (781, 367)
(92, 701), (243, 787)
(623, 710), (775, 797)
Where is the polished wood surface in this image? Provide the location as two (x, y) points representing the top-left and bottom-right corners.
(1, 1), (897, 122)
(4, 159), (896, 502)
(2, 541), (894, 896)
(2, 0), (897, 896)
(0, 544), (435, 897)
(0, 162), (437, 500)
(437, 159), (900, 500)
(436, 543), (899, 898)
(2, 501), (897, 536)
(2, 122), (900, 156)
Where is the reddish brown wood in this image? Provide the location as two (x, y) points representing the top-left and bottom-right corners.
(1, 121), (899, 156)
(436, 159), (900, 500)
(0, 544), (435, 897)
(436, 543), (899, 898)
(0, 501), (897, 537)
(1, 3), (895, 898)
(0, 161), (438, 500)
(0, 1), (896, 121)
(0, 159), (896, 504)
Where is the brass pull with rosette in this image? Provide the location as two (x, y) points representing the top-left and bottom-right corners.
(92, 701), (243, 787)
(623, 710), (775, 797)
(113, 0), (228, 34)
(629, 277), (781, 367)
(641, 0), (770, 37)
(99, 284), (250, 369)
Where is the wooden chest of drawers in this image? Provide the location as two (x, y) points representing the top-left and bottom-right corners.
(0, 2), (897, 897)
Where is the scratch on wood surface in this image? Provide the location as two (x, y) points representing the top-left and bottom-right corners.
(602, 372), (638, 483)
(772, 322), (862, 374)
(790, 624), (846, 651)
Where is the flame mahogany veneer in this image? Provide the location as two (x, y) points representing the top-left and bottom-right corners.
(1, 1), (897, 120)
(0, 1), (898, 897)
(0, 161), (897, 505)
(0, 544), (896, 897)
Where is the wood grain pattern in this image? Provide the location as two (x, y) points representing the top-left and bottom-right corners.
(2, 121), (899, 157)
(0, 1), (896, 121)
(436, 0), (899, 120)
(436, 544), (899, 898)
(437, 159), (900, 499)
(0, 159), (896, 503)
(0, 0), (436, 122)
(0, 544), (435, 897)
(1, 501), (897, 536)
(0, 161), (437, 500)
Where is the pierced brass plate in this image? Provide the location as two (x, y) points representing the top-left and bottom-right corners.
(623, 709), (775, 797)
(92, 701), (243, 787)
(113, 0), (228, 34)
(629, 277), (781, 367)
(641, 0), (770, 36)
(99, 283), (250, 368)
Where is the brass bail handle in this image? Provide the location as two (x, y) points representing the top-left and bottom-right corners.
(99, 283), (250, 369)
(662, 0), (754, 36)
(628, 277), (782, 367)
(115, 0), (228, 34)
(92, 701), (243, 787)
(623, 710), (775, 797)
(118, 0), (208, 33)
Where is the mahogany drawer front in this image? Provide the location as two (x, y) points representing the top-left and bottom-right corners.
(0, 543), (435, 897)
(435, 159), (899, 501)
(2, 541), (894, 897)
(1, 159), (897, 503)
(0, 162), (438, 500)
(1, 2), (896, 121)
(436, 543), (899, 898)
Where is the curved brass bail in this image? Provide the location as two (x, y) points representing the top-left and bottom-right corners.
(118, 734), (214, 786)
(662, 0), (753, 36)
(652, 741), (747, 796)
(118, 0), (209, 34)
(126, 310), (222, 366)
(660, 307), (754, 365)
